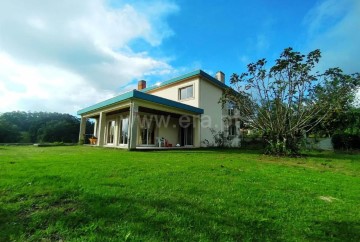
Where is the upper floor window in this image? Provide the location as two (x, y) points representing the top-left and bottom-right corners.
(228, 102), (236, 116)
(179, 85), (193, 100)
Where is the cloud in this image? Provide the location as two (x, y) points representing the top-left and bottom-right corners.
(304, 0), (360, 73)
(0, 0), (178, 114)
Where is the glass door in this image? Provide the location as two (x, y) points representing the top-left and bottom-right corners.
(106, 120), (115, 144)
(180, 123), (193, 146)
(140, 119), (155, 145)
(119, 118), (129, 145)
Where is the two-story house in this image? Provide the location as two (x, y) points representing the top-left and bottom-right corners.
(77, 70), (241, 149)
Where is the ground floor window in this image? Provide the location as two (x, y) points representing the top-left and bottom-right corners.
(106, 120), (116, 144)
(228, 120), (236, 136)
(119, 118), (129, 145)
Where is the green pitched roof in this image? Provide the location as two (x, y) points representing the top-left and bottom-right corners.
(77, 90), (204, 115)
(77, 69), (227, 116)
(141, 69), (228, 93)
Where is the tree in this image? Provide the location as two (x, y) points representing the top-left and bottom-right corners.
(0, 120), (21, 143)
(312, 72), (360, 136)
(0, 111), (94, 143)
(223, 47), (359, 155)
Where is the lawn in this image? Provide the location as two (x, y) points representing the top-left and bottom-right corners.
(0, 146), (359, 241)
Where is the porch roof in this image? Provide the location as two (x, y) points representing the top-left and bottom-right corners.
(77, 90), (204, 115)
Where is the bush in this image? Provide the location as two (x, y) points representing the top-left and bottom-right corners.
(332, 134), (360, 150)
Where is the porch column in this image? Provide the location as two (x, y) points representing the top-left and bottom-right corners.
(79, 116), (87, 143)
(128, 102), (139, 150)
(113, 117), (119, 146)
(98, 112), (106, 146)
(194, 115), (201, 147)
(93, 118), (98, 137)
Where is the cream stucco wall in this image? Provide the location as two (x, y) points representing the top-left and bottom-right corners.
(147, 77), (200, 107)
(148, 76), (225, 147)
(157, 117), (179, 146)
(198, 78), (224, 146)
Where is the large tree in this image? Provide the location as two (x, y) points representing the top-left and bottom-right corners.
(223, 48), (359, 155)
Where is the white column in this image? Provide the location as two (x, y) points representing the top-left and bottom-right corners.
(93, 118), (98, 137)
(113, 116), (119, 146)
(128, 102), (139, 150)
(98, 112), (106, 146)
(193, 115), (201, 147)
(79, 116), (87, 143)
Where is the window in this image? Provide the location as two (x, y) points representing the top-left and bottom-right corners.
(228, 120), (237, 136)
(119, 118), (129, 145)
(228, 102), (235, 116)
(179, 85), (194, 100)
(106, 120), (116, 144)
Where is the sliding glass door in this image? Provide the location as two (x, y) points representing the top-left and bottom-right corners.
(119, 118), (129, 145)
(180, 123), (193, 146)
(106, 120), (115, 144)
(140, 119), (155, 145)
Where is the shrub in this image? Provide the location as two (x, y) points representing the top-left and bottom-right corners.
(332, 134), (360, 150)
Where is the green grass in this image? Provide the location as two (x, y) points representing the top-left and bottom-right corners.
(0, 146), (359, 241)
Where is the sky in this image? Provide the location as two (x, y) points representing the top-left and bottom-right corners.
(0, 0), (359, 115)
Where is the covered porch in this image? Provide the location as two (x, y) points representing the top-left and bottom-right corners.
(78, 90), (203, 150)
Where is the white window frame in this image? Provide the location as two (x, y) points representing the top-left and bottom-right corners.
(178, 85), (194, 100)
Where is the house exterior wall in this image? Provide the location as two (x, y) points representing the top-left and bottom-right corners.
(147, 77), (200, 108)
(147, 76), (229, 147)
(199, 78), (224, 146)
(157, 117), (179, 146)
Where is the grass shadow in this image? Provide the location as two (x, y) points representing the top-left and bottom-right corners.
(1, 190), (283, 241)
(305, 220), (360, 241)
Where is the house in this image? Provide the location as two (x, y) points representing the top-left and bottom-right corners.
(77, 70), (241, 149)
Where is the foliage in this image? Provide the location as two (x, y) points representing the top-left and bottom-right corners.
(332, 134), (360, 150)
(223, 47), (360, 155)
(202, 128), (235, 147)
(0, 111), (93, 143)
(0, 120), (21, 142)
(0, 146), (359, 241)
(311, 72), (360, 136)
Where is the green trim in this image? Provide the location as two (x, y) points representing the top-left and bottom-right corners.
(77, 90), (204, 115)
(77, 91), (133, 115)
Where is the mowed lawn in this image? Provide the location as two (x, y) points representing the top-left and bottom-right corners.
(0, 146), (359, 241)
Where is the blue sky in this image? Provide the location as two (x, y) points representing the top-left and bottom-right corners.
(0, 0), (359, 114)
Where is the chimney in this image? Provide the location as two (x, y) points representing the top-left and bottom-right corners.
(138, 80), (146, 90)
(215, 71), (225, 83)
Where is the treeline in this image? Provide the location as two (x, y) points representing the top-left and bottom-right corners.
(0, 111), (93, 143)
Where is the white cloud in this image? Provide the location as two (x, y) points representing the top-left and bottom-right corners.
(0, 52), (114, 113)
(0, 0), (178, 115)
(304, 0), (360, 73)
